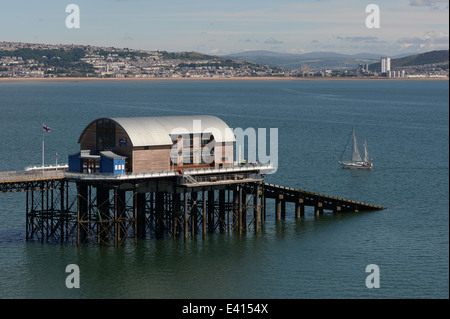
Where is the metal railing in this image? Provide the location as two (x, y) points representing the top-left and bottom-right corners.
(180, 172), (263, 185)
(63, 163), (275, 181)
(0, 163), (275, 183)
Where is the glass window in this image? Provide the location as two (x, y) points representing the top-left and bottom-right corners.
(96, 119), (116, 152)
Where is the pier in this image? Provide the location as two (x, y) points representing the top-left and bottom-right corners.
(0, 115), (385, 246)
(0, 166), (385, 246)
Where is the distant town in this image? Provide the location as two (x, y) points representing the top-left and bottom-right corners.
(1, 41), (448, 79)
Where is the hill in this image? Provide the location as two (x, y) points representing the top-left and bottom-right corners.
(225, 50), (384, 70)
(0, 42), (275, 78)
(368, 50), (449, 72)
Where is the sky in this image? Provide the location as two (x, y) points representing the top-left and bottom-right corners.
(0, 0), (448, 56)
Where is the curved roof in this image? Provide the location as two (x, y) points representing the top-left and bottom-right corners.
(79, 115), (236, 147)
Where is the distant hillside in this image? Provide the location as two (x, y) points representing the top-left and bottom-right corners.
(225, 50), (383, 70)
(0, 42), (276, 78)
(369, 50), (449, 72)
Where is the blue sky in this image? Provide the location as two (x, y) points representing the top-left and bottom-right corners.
(0, 0), (448, 55)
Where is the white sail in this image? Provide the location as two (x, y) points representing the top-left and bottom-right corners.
(351, 128), (362, 162)
(363, 140), (369, 163)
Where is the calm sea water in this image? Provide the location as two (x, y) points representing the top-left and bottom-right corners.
(0, 80), (448, 299)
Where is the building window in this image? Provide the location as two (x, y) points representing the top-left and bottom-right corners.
(96, 119), (116, 152)
(170, 133), (214, 166)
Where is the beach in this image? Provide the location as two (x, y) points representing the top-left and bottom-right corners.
(0, 76), (447, 84)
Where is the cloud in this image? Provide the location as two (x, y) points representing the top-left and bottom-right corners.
(207, 48), (230, 55)
(396, 31), (449, 51)
(409, 0), (447, 5)
(239, 39), (259, 43)
(264, 38), (283, 44)
(335, 36), (384, 43)
(408, 0), (449, 9)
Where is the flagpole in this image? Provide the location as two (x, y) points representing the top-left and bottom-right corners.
(42, 124), (51, 169)
(42, 128), (45, 168)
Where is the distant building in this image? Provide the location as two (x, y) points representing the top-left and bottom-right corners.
(300, 64), (310, 72)
(387, 70), (406, 78)
(381, 57), (391, 74)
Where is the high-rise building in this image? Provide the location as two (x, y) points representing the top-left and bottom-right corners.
(381, 57), (391, 74)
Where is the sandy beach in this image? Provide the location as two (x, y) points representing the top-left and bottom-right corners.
(0, 76), (447, 84)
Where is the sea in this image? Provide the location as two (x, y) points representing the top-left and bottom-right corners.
(0, 79), (448, 299)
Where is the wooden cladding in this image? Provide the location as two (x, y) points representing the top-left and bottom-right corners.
(133, 147), (171, 172)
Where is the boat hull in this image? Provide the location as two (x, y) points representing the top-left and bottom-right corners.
(338, 161), (373, 169)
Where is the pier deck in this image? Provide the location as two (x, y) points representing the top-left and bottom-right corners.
(0, 170), (65, 193)
(263, 183), (386, 216)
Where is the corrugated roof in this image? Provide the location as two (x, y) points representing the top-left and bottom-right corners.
(100, 151), (127, 159)
(80, 115), (235, 147)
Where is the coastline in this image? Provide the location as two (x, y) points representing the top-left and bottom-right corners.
(0, 76), (448, 84)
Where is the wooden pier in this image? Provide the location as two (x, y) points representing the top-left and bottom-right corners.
(0, 167), (385, 246)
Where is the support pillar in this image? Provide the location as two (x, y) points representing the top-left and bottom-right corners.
(203, 191), (208, 237)
(333, 201), (342, 214)
(218, 189), (226, 233)
(275, 193), (281, 221)
(77, 182), (88, 245)
(207, 190), (215, 233)
(59, 181), (64, 244)
(184, 191), (188, 240)
(238, 186), (243, 235)
(295, 195), (304, 219)
(155, 192), (165, 239)
(254, 184), (260, 233)
(281, 199), (286, 219)
(262, 189), (266, 223)
(26, 189), (29, 241)
(136, 192), (146, 239)
(173, 192), (181, 239)
(191, 192), (198, 237)
(117, 189), (126, 242)
(113, 185), (119, 246)
(233, 186), (239, 232)
(315, 199), (323, 216)
(97, 185), (110, 243)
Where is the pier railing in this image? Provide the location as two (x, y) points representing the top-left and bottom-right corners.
(0, 164), (275, 183)
(64, 164), (275, 181)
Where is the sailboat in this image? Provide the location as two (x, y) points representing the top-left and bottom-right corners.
(338, 128), (373, 169)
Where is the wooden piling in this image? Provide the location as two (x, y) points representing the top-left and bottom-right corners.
(219, 189), (226, 233)
(254, 184), (260, 233)
(275, 194), (281, 221)
(208, 190), (215, 233)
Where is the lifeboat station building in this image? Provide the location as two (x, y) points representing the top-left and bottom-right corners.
(68, 115), (236, 175)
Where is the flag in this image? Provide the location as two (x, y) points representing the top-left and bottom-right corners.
(43, 124), (51, 133)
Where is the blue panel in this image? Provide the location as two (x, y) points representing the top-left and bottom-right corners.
(68, 153), (81, 172)
(99, 153), (126, 175)
(100, 155), (114, 174)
